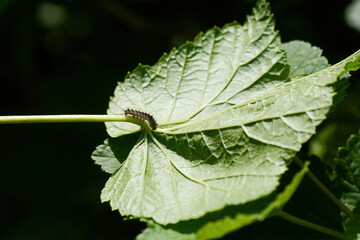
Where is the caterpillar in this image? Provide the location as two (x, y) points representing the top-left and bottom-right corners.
(125, 109), (158, 130)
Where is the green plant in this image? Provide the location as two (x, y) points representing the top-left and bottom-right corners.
(1, 1), (360, 239)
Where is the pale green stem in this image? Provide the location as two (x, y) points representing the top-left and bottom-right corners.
(278, 211), (344, 239)
(0, 115), (126, 124)
(294, 157), (353, 218)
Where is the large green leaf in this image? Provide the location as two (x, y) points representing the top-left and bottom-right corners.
(136, 162), (308, 240)
(92, 0), (360, 225)
(334, 130), (360, 214)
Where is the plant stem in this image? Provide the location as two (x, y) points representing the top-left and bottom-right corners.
(277, 210), (344, 239)
(294, 157), (353, 218)
(0, 115), (126, 124)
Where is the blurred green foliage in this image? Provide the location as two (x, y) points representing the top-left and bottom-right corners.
(1, 0), (359, 239)
(345, 0), (360, 33)
(0, 0), (17, 15)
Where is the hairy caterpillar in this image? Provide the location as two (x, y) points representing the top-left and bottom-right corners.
(125, 109), (158, 130)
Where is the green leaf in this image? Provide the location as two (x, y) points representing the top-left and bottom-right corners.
(93, 0), (360, 225)
(281, 40), (329, 77)
(334, 129), (360, 212)
(282, 40), (350, 113)
(92, 133), (141, 174)
(136, 163), (308, 240)
(336, 130), (360, 194)
(344, 203), (360, 240)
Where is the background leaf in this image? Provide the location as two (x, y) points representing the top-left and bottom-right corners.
(282, 40), (350, 113)
(334, 129), (360, 214)
(344, 202), (360, 240)
(281, 40), (329, 77)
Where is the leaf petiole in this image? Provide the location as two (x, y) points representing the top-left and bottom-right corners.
(0, 115), (126, 124)
(294, 157), (353, 218)
(277, 210), (344, 239)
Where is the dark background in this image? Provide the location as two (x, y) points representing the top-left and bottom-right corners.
(1, 0), (359, 239)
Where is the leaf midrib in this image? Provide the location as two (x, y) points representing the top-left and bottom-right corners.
(159, 51), (357, 134)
